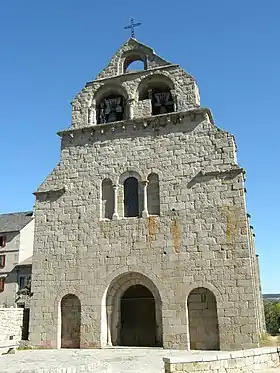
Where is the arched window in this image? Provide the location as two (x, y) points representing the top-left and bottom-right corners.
(138, 76), (175, 116)
(97, 94), (126, 124)
(101, 179), (114, 219)
(147, 173), (160, 216)
(124, 177), (139, 217)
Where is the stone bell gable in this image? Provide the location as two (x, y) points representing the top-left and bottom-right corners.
(69, 38), (200, 130)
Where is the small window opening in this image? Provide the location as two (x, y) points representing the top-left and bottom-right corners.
(147, 173), (160, 216)
(125, 60), (145, 73)
(19, 276), (30, 290)
(0, 236), (6, 248)
(124, 55), (146, 73)
(0, 277), (5, 293)
(101, 179), (114, 220)
(124, 177), (139, 217)
(0, 255), (6, 268)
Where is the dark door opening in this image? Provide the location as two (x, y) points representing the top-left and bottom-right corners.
(120, 285), (157, 346)
(61, 294), (81, 348)
(21, 308), (30, 340)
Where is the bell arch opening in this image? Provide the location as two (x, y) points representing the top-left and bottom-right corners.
(138, 75), (175, 116)
(60, 294), (81, 349)
(187, 287), (220, 350)
(97, 94), (126, 124)
(94, 84), (128, 125)
(103, 272), (163, 347)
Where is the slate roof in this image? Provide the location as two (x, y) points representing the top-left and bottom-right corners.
(0, 211), (34, 233)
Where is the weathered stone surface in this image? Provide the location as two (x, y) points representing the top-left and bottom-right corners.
(164, 346), (280, 373)
(29, 38), (264, 351)
(0, 307), (23, 354)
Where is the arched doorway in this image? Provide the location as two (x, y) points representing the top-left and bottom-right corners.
(61, 294), (81, 348)
(187, 287), (220, 350)
(120, 285), (157, 346)
(104, 272), (163, 347)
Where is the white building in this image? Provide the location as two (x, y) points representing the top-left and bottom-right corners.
(0, 211), (34, 308)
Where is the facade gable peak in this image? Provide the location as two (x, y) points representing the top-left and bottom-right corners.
(96, 38), (172, 80)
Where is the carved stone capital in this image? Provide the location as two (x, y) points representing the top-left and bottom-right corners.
(141, 180), (149, 187)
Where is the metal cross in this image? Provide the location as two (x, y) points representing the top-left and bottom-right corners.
(124, 18), (141, 39)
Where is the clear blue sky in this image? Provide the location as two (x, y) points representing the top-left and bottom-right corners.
(0, 0), (279, 293)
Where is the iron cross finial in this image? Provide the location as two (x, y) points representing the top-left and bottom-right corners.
(124, 18), (141, 39)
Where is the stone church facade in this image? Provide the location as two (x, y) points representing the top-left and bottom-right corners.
(29, 38), (265, 350)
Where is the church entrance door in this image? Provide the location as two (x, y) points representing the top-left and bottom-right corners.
(120, 285), (157, 346)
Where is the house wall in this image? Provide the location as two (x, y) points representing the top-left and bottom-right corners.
(0, 220), (34, 308)
(19, 220), (35, 263)
(0, 231), (20, 307)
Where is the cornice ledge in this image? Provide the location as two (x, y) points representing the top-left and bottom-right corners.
(33, 186), (67, 196)
(57, 107), (214, 137)
(200, 167), (245, 177)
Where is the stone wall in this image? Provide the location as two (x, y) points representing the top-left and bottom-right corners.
(163, 347), (280, 373)
(30, 110), (262, 350)
(0, 307), (23, 348)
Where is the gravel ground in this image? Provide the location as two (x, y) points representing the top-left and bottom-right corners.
(0, 347), (280, 373)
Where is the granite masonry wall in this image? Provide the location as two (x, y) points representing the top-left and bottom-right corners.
(164, 347), (280, 373)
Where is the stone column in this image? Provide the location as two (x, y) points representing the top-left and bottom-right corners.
(171, 89), (178, 111)
(106, 306), (113, 346)
(127, 98), (135, 120)
(87, 102), (97, 125)
(142, 180), (149, 218)
(112, 184), (119, 220)
(92, 101), (97, 125)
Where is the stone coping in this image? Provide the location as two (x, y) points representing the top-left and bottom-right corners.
(88, 63), (180, 84)
(163, 346), (280, 364)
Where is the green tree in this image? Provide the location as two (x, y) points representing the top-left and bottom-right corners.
(264, 301), (280, 335)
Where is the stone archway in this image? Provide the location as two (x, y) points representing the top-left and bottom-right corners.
(105, 272), (163, 347)
(120, 285), (156, 346)
(61, 294), (81, 348)
(187, 287), (220, 350)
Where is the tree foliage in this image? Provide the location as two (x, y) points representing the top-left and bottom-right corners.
(264, 301), (280, 335)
